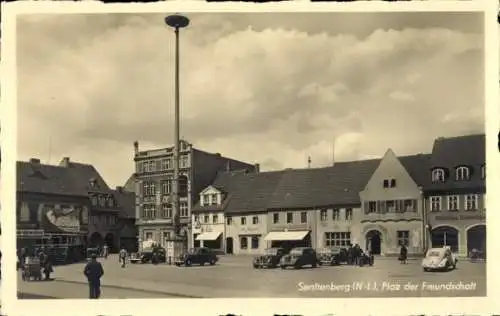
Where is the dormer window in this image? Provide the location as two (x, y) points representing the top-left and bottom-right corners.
(431, 168), (446, 183)
(202, 194), (210, 206)
(210, 194), (218, 205)
(455, 166), (470, 181)
(383, 179), (396, 188)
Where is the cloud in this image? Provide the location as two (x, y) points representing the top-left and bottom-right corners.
(15, 14), (484, 187)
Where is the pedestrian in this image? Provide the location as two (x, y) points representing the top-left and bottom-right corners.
(399, 243), (408, 264)
(347, 244), (353, 265)
(83, 254), (104, 299)
(103, 245), (109, 259)
(43, 257), (54, 281)
(119, 246), (128, 268)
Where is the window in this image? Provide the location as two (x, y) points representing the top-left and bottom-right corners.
(149, 161), (155, 172)
(145, 232), (153, 240)
(240, 236), (248, 249)
(447, 195), (459, 211)
(368, 202), (377, 214)
(404, 200), (416, 212)
(166, 159), (172, 169)
(430, 196), (442, 212)
(397, 230), (409, 247)
(212, 214), (218, 224)
(432, 168), (445, 182)
(241, 217), (247, 225)
(142, 181), (156, 196)
(202, 194), (210, 206)
(320, 209), (327, 221)
(161, 180), (171, 195)
(180, 155), (189, 168)
(252, 216), (259, 225)
(226, 216), (232, 225)
(210, 194), (218, 205)
(204, 215), (209, 223)
(383, 179), (396, 188)
(160, 159), (168, 171)
(465, 194), (478, 211)
(178, 175), (188, 197)
(142, 204), (156, 219)
(273, 213), (279, 224)
(386, 201), (396, 212)
(286, 212), (293, 224)
(143, 161), (150, 173)
(194, 215), (199, 223)
(300, 212), (307, 223)
(180, 202), (188, 217)
(161, 204), (172, 218)
(251, 236), (259, 249)
(324, 232), (351, 247)
(455, 166), (470, 181)
(345, 208), (353, 220)
(163, 231), (171, 243)
(481, 165), (485, 180)
(332, 209), (340, 220)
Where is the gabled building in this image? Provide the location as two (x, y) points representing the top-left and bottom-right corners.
(359, 151), (430, 256)
(113, 185), (138, 252)
(16, 157), (122, 252)
(425, 134), (485, 257)
(132, 140), (257, 250)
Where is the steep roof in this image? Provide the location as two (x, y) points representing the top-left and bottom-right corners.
(426, 134), (485, 191)
(113, 188), (136, 219)
(398, 154), (432, 187)
(17, 159), (113, 197)
(267, 159), (381, 209)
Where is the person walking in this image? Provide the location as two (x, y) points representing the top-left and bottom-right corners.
(103, 245), (109, 259)
(84, 254), (104, 299)
(119, 247), (127, 268)
(399, 242), (408, 264)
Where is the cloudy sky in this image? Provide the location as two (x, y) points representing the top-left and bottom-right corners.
(16, 12), (484, 188)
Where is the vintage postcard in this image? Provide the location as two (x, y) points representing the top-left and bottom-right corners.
(1, 1), (498, 316)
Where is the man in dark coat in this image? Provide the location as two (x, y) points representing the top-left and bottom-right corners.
(84, 254), (104, 299)
(399, 243), (408, 264)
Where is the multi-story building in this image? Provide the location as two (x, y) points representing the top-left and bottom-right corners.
(425, 134), (485, 257)
(113, 185), (138, 252)
(359, 150), (430, 256)
(132, 140), (256, 250)
(16, 157), (122, 252)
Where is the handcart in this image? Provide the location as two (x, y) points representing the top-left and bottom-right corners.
(22, 257), (42, 281)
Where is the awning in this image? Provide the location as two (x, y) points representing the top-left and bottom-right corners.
(264, 231), (309, 241)
(196, 232), (222, 241)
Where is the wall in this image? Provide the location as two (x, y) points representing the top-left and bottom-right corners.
(191, 211), (225, 250)
(315, 207), (362, 248)
(226, 213), (268, 255)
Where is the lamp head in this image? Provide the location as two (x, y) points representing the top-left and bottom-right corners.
(165, 14), (190, 29)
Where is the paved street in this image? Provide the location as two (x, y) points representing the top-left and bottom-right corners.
(18, 255), (485, 298)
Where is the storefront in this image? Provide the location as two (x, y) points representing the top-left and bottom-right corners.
(263, 230), (311, 252)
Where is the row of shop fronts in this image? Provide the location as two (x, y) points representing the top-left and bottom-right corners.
(190, 207), (486, 257)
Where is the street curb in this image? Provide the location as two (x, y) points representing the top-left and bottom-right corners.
(53, 279), (204, 298)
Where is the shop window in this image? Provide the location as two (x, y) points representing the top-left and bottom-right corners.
(251, 236), (259, 249)
(240, 236), (248, 249)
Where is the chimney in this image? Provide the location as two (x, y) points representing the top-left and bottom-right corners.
(116, 186), (123, 193)
(226, 161), (231, 172)
(60, 157), (70, 167)
(215, 153), (221, 157)
(29, 158), (40, 164)
(254, 163), (260, 173)
(307, 156), (312, 169)
(134, 141), (139, 154)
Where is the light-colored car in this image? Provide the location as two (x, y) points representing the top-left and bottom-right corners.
(422, 247), (457, 271)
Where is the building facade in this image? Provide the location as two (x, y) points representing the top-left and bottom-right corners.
(359, 150), (429, 256)
(425, 134), (486, 257)
(114, 186), (138, 252)
(192, 186), (225, 252)
(133, 140), (256, 250)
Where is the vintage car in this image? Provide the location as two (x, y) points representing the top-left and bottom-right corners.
(174, 247), (218, 267)
(253, 247), (287, 269)
(357, 250), (374, 267)
(422, 247), (457, 271)
(130, 247), (166, 264)
(317, 247), (349, 266)
(279, 247), (319, 269)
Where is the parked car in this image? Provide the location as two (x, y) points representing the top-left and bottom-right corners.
(280, 247), (319, 269)
(422, 247), (457, 271)
(358, 250), (374, 267)
(130, 246), (166, 264)
(174, 247), (218, 267)
(253, 247), (287, 269)
(317, 247), (349, 266)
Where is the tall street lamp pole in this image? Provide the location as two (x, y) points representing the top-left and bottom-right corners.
(165, 14), (189, 239)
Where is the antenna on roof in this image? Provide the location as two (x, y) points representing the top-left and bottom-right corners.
(332, 139), (335, 166)
(307, 156), (312, 169)
(47, 135), (52, 164)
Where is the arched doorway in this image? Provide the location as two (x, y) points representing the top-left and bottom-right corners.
(431, 226), (459, 252)
(89, 232), (103, 248)
(366, 230), (382, 255)
(467, 225), (486, 256)
(226, 237), (234, 254)
(104, 233), (115, 252)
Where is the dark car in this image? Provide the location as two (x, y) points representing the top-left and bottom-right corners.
(130, 247), (166, 264)
(280, 247), (319, 269)
(174, 247), (218, 267)
(253, 247), (287, 269)
(358, 250), (374, 267)
(317, 247), (349, 266)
